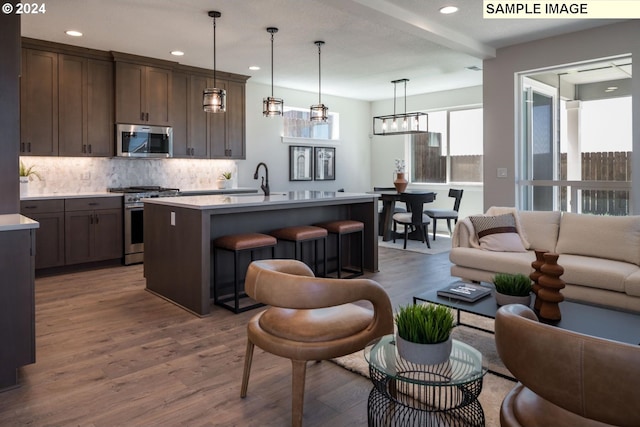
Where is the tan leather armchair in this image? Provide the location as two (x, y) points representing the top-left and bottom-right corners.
(240, 259), (394, 427)
(495, 304), (640, 427)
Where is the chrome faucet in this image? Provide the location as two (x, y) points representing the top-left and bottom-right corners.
(253, 162), (270, 196)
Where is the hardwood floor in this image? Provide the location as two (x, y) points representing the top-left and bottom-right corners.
(0, 248), (457, 426)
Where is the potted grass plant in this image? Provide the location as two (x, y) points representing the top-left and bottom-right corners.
(19, 161), (41, 196)
(395, 303), (455, 365)
(216, 171), (232, 189)
(493, 272), (533, 307)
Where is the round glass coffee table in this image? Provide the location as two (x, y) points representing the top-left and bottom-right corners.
(364, 334), (487, 426)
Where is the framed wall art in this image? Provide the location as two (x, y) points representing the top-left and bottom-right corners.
(289, 145), (313, 181)
(314, 147), (335, 181)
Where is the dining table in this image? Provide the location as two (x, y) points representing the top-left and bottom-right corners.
(371, 190), (437, 241)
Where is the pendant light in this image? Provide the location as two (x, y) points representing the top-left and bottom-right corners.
(263, 27), (284, 117)
(372, 79), (428, 135)
(310, 41), (328, 122)
(203, 11), (226, 113)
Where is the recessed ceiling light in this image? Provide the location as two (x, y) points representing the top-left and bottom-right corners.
(170, 50), (185, 56)
(439, 6), (459, 14)
(249, 65), (260, 71)
(65, 30), (83, 37)
(607, 86), (618, 90)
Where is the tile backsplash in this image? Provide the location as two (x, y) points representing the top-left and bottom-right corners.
(20, 156), (238, 194)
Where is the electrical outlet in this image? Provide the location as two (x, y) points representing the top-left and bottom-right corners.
(497, 168), (508, 178)
(170, 211), (176, 226)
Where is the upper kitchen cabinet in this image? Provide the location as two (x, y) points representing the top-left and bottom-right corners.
(208, 77), (247, 159)
(20, 48), (58, 156)
(173, 64), (248, 160)
(58, 54), (114, 157)
(113, 53), (174, 126)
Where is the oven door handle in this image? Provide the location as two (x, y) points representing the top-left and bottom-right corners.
(125, 204), (144, 210)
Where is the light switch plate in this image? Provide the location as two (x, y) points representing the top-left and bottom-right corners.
(497, 168), (508, 178)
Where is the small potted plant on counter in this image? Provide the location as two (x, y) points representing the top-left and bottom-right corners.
(395, 303), (455, 365)
(216, 171), (232, 189)
(19, 161), (41, 196)
(493, 272), (532, 307)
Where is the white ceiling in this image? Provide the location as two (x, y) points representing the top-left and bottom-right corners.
(21, 0), (623, 101)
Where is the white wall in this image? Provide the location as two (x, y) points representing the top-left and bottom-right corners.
(238, 81), (372, 192)
(483, 20), (640, 212)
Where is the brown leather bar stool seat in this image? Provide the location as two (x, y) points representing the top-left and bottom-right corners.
(212, 233), (277, 313)
(315, 220), (364, 278)
(270, 226), (327, 277)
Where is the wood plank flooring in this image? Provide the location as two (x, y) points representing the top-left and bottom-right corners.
(0, 248), (458, 426)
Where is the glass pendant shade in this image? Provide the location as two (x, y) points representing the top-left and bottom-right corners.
(263, 27), (283, 117)
(310, 104), (328, 122)
(203, 88), (227, 113)
(263, 97), (284, 116)
(203, 11), (225, 113)
(372, 78), (428, 135)
(310, 41), (328, 122)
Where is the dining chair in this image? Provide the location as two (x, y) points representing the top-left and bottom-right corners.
(392, 192), (435, 249)
(424, 189), (463, 240)
(373, 186), (406, 236)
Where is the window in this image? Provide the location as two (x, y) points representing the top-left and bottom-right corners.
(518, 55), (632, 215)
(282, 106), (339, 141)
(411, 107), (483, 183)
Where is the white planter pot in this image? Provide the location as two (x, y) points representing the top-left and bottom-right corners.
(396, 334), (452, 365)
(494, 291), (532, 307)
(19, 177), (29, 197)
(216, 179), (230, 189)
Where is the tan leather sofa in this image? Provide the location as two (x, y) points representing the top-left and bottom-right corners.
(495, 304), (640, 427)
(450, 209), (640, 312)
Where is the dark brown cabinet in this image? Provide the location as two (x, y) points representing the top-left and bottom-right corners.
(0, 228), (36, 390)
(115, 61), (172, 126)
(20, 48), (58, 156)
(209, 79), (245, 159)
(65, 197), (122, 265)
(58, 55), (113, 156)
(20, 199), (65, 269)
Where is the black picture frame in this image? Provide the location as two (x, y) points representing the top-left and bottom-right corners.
(314, 147), (336, 181)
(289, 146), (313, 181)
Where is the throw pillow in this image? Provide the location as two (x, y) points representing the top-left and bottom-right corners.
(469, 213), (527, 252)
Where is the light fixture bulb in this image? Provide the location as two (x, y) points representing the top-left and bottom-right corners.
(65, 30), (83, 37)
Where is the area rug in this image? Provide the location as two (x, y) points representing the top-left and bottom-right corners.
(378, 234), (452, 255)
(331, 316), (515, 427)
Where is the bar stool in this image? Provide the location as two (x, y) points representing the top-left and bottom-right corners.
(212, 232), (277, 313)
(315, 220), (364, 278)
(270, 226), (327, 277)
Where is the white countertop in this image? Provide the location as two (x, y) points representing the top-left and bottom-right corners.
(21, 192), (123, 201)
(0, 214), (40, 232)
(143, 191), (377, 210)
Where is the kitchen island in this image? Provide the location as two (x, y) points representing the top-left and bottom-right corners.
(143, 191), (379, 316)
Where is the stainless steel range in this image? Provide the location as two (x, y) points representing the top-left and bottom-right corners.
(108, 186), (180, 265)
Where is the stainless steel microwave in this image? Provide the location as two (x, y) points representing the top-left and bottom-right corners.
(116, 124), (173, 158)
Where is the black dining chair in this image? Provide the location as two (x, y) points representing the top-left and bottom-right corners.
(424, 189), (464, 240)
(373, 187), (406, 236)
(392, 192), (435, 249)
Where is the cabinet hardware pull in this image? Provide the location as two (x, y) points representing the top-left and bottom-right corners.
(95, 214), (99, 224)
(90, 214), (94, 224)
(82, 144), (86, 153)
(24, 206), (36, 209)
(140, 112), (144, 121)
(88, 144), (92, 154)
(20, 142), (25, 152)
(88, 202), (99, 206)
(27, 142), (31, 152)
(145, 112), (149, 121)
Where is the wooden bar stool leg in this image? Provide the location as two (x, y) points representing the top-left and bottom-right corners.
(336, 233), (342, 278)
(234, 251), (240, 313)
(359, 229), (364, 276)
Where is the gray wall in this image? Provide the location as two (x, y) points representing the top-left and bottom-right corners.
(0, 14), (20, 214)
(483, 20), (640, 212)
